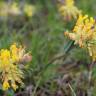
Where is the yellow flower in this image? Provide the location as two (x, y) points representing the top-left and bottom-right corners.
(58, 0), (81, 20)
(10, 43), (26, 62)
(66, 0), (74, 6)
(0, 49), (10, 59)
(0, 49), (11, 67)
(24, 4), (35, 17)
(65, 14), (96, 61)
(3, 81), (10, 91)
(0, 2), (21, 16)
(10, 43), (19, 62)
(0, 43), (31, 91)
(10, 2), (21, 15)
(65, 15), (95, 47)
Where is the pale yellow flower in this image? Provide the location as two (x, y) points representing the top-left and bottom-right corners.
(9, 2), (21, 15)
(0, 2), (21, 16)
(10, 43), (19, 62)
(65, 15), (95, 47)
(65, 14), (96, 61)
(0, 43), (31, 91)
(58, 0), (81, 20)
(24, 4), (35, 17)
(2, 81), (10, 91)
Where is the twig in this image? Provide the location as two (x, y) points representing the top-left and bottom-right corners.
(68, 83), (76, 96)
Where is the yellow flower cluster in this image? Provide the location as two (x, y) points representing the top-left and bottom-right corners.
(24, 4), (35, 17)
(0, 43), (27, 90)
(58, 0), (81, 20)
(9, 2), (21, 15)
(65, 15), (96, 61)
(0, 1), (35, 17)
(0, 2), (21, 16)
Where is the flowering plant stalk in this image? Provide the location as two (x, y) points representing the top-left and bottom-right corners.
(58, 0), (81, 20)
(65, 14), (96, 61)
(0, 43), (31, 91)
(65, 15), (96, 90)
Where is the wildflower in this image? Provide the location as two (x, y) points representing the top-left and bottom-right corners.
(2, 81), (10, 91)
(65, 14), (96, 61)
(65, 15), (95, 47)
(24, 4), (35, 17)
(0, 43), (31, 91)
(0, 2), (21, 17)
(10, 43), (20, 62)
(58, 0), (81, 20)
(9, 2), (21, 15)
(0, 49), (10, 60)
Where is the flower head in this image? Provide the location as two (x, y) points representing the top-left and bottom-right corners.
(10, 2), (21, 15)
(0, 43), (31, 91)
(65, 14), (96, 61)
(0, 2), (21, 16)
(24, 4), (35, 17)
(65, 15), (96, 47)
(58, 0), (81, 20)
